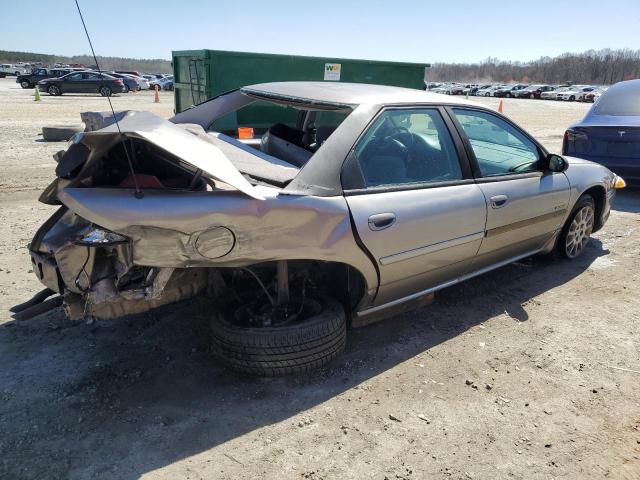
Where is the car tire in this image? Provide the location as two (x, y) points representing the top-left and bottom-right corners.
(20, 80), (31, 89)
(42, 124), (85, 142)
(555, 194), (595, 259)
(123, 84), (130, 93)
(569, 95), (575, 102)
(210, 294), (346, 376)
(505, 93), (511, 98)
(15, 71), (21, 76)
(99, 86), (112, 97)
(47, 85), (61, 96)
(529, 93), (534, 99)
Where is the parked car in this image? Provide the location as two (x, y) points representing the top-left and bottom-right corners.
(162, 78), (174, 91)
(470, 84), (492, 96)
(513, 84), (555, 99)
(114, 70), (144, 78)
(24, 82), (623, 375)
(493, 84), (529, 98)
(578, 87), (605, 102)
(477, 85), (504, 97)
(150, 76), (173, 91)
(0, 63), (30, 76)
(16, 68), (75, 88)
(557, 86), (596, 102)
(540, 86), (567, 100)
(127, 74), (150, 90)
(431, 83), (464, 95)
(38, 71), (125, 97)
(563, 79), (639, 186)
(101, 71), (140, 93)
(584, 89), (605, 103)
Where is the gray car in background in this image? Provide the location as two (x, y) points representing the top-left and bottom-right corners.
(24, 82), (623, 375)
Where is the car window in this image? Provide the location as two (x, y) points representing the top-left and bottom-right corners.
(592, 82), (640, 116)
(84, 73), (101, 80)
(353, 108), (463, 188)
(68, 73), (83, 81)
(452, 108), (540, 177)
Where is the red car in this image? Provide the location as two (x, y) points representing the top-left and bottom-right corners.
(514, 84), (555, 99)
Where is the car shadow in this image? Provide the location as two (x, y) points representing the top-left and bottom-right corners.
(0, 240), (608, 479)
(612, 188), (640, 213)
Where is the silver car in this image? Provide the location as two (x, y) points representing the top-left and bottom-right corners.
(21, 82), (624, 376)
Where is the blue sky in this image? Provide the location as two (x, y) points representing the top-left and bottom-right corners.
(1, 0), (639, 63)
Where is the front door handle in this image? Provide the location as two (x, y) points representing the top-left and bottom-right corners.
(368, 213), (396, 231)
(490, 195), (509, 208)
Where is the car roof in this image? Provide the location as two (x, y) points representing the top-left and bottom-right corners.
(241, 81), (477, 109)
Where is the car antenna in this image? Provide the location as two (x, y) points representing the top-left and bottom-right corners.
(74, 0), (143, 199)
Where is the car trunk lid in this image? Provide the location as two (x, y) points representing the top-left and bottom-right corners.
(82, 111), (266, 200)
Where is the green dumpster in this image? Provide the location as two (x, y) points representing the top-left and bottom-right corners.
(172, 49), (428, 133)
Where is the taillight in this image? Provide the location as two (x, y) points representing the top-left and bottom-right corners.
(565, 130), (588, 142)
(563, 129), (589, 155)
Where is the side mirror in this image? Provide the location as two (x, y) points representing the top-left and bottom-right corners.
(547, 154), (568, 173)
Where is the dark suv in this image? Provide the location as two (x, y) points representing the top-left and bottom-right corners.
(38, 71), (125, 97)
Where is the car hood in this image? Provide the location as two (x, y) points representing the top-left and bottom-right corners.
(82, 111), (265, 200)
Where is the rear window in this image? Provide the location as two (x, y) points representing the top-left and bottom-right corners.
(593, 82), (640, 116)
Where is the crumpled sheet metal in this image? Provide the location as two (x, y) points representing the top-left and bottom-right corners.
(79, 111), (264, 200)
(58, 186), (379, 303)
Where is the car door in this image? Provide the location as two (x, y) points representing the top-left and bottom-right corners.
(448, 107), (571, 271)
(63, 72), (84, 93)
(81, 72), (103, 93)
(343, 107), (487, 306)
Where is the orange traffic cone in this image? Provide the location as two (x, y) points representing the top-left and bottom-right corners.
(154, 85), (160, 103)
(498, 100), (503, 113)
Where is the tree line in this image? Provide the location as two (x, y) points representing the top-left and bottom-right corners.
(427, 49), (640, 85)
(0, 50), (172, 73)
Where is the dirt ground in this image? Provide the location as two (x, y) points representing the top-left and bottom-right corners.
(0, 77), (639, 480)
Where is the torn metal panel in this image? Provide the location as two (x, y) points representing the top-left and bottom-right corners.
(78, 111), (265, 200)
(57, 186), (378, 303)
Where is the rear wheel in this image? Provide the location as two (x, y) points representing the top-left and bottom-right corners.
(99, 86), (112, 97)
(556, 194), (595, 259)
(20, 80), (31, 89)
(47, 85), (61, 96)
(210, 294), (346, 376)
(569, 95), (575, 102)
(122, 84), (130, 93)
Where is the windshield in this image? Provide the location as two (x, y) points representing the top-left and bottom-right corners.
(593, 81), (640, 116)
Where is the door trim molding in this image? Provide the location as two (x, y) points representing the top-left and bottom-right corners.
(485, 209), (567, 238)
(357, 248), (542, 319)
(379, 231), (484, 265)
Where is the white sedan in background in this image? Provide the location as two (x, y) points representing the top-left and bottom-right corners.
(558, 86), (595, 101)
(477, 85), (504, 97)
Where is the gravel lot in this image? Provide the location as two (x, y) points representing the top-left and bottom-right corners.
(0, 77), (639, 480)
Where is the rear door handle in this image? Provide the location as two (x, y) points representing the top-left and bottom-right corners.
(368, 213), (396, 231)
(490, 195), (509, 208)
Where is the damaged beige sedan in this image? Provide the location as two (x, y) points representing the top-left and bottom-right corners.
(18, 82), (621, 375)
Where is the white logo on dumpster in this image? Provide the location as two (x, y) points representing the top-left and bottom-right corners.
(324, 63), (341, 81)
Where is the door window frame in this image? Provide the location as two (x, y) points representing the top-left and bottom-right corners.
(443, 106), (552, 183)
(342, 105), (476, 196)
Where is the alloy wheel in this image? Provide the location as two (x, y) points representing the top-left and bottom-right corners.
(565, 205), (594, 258)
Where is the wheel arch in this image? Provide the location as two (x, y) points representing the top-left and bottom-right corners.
(581, 184), (607, 232)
